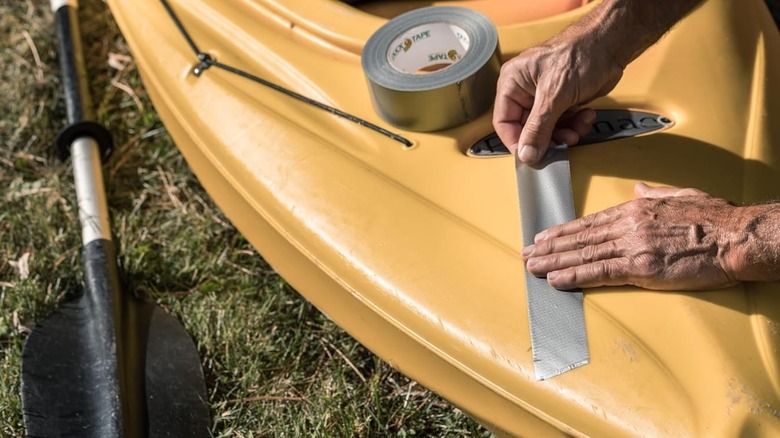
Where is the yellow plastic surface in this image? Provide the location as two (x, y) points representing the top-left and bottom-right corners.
(106, 0), (780, 435)
(355, 0), (590, 26)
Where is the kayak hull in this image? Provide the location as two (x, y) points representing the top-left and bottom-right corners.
(107, 0), (780, 435)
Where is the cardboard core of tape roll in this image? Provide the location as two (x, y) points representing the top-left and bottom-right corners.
(362, 7), (501, 132)
(387, 22), (470, 74)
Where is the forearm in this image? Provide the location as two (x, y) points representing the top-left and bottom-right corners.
(725, 203), (780, 282)
(565, 0), (704, 68)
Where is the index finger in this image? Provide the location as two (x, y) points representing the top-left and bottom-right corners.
(534, 204), (624, 243)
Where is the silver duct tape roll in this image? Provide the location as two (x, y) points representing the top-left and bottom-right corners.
(362, 7), (501, 132)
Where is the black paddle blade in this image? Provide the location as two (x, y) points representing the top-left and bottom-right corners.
(21, 295), (210, 437)
(21, 240), (209, 437)
(144, 304), (210, 436)
(21, 291), (124, 437)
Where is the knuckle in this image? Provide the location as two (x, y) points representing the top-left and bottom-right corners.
(548, 254), (563, 270)
(605, 240), (621, 258)
(595, 259), (624, 282)
(579, 214), (595, 229)
(594, 260), (612, 279)
(678, 188), (704, 197)
(633, 254), (662, 277)
(580, 246), (596, 264)
(575, 229), (591, 249)
(533, 239), (550, 256)
(541, 238), (556, 254)
(592, 209), (614, 227)
(499, 61), (516, 76)
(625, 206), (653, 229)
(523, 118), (546, 135)
(633, 198), (654, 209)
(557, 269), (576, 286)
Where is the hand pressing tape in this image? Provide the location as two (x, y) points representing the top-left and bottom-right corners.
(362, 7), (501, 132)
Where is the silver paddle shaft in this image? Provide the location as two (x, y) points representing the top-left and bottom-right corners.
(72, 136), (111, 244)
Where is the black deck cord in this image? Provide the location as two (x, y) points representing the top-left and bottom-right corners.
(158, 0), (413, 147)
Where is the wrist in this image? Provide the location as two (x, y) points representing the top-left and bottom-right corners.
(722, 204), (780, 283)
(584, 0), (644, 68)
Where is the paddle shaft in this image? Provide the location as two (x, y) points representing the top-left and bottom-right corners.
(54, 0), (142, 435)
(22, 2), (209, 435)
(54, 0), (111, 243)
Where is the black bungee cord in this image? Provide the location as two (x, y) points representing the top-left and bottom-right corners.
(158, 0), (413, 147)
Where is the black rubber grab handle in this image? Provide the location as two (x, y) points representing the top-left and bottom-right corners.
(53, 5), (113, 161)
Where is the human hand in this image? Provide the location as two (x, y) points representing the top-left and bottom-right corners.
(521, 182), (742, 291)
(492, 28), (624, 163)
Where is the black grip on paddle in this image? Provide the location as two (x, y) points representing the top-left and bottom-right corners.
(54, 5), (90, 124)
(53, 4), (113, 162)
(80, 238), (132, 436)
(20, 239), (140, 437)
(82, 238), (147, 438)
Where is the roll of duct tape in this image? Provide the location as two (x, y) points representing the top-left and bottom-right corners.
(362, 7), (501, 132)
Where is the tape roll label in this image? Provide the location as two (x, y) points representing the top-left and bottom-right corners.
(387, 23), (471, 74)
(362, 7), (501, 131)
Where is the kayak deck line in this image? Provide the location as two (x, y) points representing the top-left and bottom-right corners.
(158, 0), (413, 147)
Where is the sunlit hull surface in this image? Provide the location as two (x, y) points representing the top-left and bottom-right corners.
(108, 0), (780, 435)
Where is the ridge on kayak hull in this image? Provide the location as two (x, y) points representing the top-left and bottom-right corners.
(106, 0), (780, 435)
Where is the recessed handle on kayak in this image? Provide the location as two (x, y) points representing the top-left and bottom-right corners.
(468, 109), (674, 157)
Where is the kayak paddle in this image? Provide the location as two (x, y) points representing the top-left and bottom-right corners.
(20, 1), (209, 436)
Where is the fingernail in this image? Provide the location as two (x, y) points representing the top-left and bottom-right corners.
(521, 245), (534, 257)
(517, 145), (527, 159)
(518, 145), (538, 163)
(534, 230), (547, 243)
(526, 258), (538, 269)
(546, 271), (558, 280)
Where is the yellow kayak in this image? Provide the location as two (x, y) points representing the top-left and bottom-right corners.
(106, 0), (780, 435)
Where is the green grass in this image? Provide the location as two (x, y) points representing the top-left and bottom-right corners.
(0, 1), (490, 436)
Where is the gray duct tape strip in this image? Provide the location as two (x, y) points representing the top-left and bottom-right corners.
(516, 146), (589, 380)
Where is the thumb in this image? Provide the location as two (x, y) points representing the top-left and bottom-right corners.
(634, 182), (707, 198)
(517, 93), (566, 164)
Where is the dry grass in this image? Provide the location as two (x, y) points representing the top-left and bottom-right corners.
(0, 0), (489, 436)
